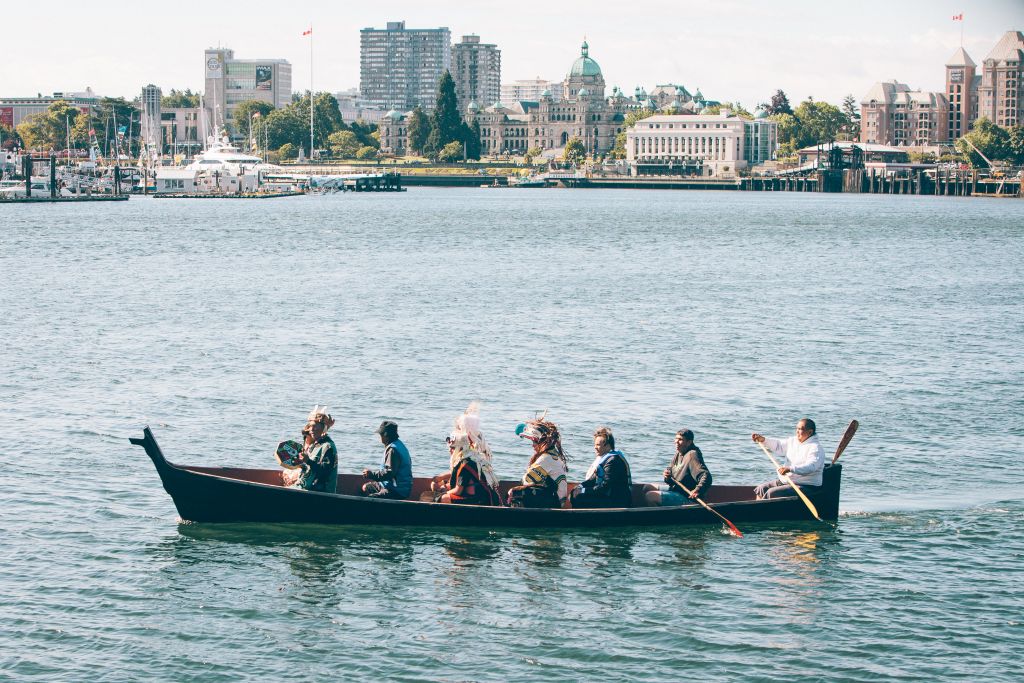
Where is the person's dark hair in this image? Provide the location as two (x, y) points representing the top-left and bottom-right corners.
(677, 429), (694, 442)
(800, 418), (816, 435)
(593, 426), (615, 450)
(377, 420), (399, 440)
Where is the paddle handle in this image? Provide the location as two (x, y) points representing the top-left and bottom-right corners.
(757, 440), (822, 522)
(669, 477), (743, 537)
(832, 419), (859, 464)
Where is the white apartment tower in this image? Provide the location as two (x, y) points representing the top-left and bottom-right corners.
(451, 35), (501, 111)
(360, 21), (452, 112)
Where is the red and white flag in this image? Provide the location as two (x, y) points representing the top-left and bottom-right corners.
(952, 13), (963, 21)
(302, 27), (312, 36)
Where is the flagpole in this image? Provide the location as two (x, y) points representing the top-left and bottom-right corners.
(310, 24), (314, 161)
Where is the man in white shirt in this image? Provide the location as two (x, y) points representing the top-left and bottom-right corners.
(751, 418), (825, 500)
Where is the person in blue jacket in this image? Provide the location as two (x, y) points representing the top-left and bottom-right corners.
(570, 426), (633, 508)
(361, 420), (413, 499)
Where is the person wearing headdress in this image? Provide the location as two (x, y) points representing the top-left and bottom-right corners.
(643, 429), (712, 506)
(570, 426), (633, 508)
(284, 405), (338, 493)
(433, 403), (501, 506)
(506, 415), (569, 508)
(361, 420), (413, 499)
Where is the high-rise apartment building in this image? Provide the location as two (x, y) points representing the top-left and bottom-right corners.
(945, 48), (978, 142)
(360, 21), (451, 112)
(451, 35), (500, 111)
(203, 48), (291, 135)
(140, 84), (162, 157)
(977, 30), (1024, 128)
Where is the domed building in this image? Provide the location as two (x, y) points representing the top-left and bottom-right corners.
(468, 40), (640, 157)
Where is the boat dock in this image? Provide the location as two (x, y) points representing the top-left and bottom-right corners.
(0, 195), (129, 203)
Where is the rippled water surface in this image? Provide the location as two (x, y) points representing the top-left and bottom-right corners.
(2, 190), (1023, 681)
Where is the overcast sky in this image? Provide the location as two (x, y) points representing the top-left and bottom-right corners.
(3, 0), (1022, 108)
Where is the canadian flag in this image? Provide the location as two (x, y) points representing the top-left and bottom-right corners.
(302, 27), (312, 36)
(952, 13), (963, 21)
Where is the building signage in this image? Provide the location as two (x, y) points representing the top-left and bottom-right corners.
(950, 69), (963, 83)
(255, 65), (273, 91)
(0, 107), (13, 127)
(205, 55), (223, 78)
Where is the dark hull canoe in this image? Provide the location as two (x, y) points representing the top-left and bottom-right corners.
(131, 427), (842, 528)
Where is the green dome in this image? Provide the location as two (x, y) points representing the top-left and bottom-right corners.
(568, 41), (602, 78)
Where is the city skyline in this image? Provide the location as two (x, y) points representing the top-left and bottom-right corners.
(4, 0), (1022, 110)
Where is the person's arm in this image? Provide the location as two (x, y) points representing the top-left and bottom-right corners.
(592, 456), (625, 495)
(686, 452), (711, 497)
(761, 436), (786, 457)
(370, 446), (396, 481)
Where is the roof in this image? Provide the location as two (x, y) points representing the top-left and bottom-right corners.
(796, 141), (906, 155)
(568, 41), (602, 78)
(946, 47), (976, 68)
(984, 30), (1024, 62)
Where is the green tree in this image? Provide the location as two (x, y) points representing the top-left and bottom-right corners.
(1006, 124), (1024, 165)
(464, 120), (481, 160)
(703, 102), (753, 119)
(524, 146), (542, 165)
(610, 108), (655, 159)
(355, 145), (377, 160)
(406, 106), (429, 154)
(956, 118), (1012, 167)
(437, 140), (464, 162)
(161, 89), (201, 108)
(563, 136), (586, 165)
(349, 119), (379, 149)
(233, 100), (274, 140)
(278, 142), (298, 160)
(764, 89), (792, 116)
(841, 94), (861, 140)
(1, 123), (23, 150)
(262, 106), (307, 150)
(16, 100), (84, 151)
(427, 71), (463, 157)
(327, 130), (361, 158)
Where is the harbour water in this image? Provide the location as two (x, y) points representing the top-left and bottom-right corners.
(1, 189), (1022, 681)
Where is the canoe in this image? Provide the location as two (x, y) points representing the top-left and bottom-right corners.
(131, 426), (842, 527)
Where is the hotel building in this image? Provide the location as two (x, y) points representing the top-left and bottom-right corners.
(977, 30), (1024, 128)
(500, 79), (560, 106)
(860, 81), (949, 146)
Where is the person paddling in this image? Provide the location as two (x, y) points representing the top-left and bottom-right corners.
(752, 418), (824, 499)
(643, 429), (711, 506)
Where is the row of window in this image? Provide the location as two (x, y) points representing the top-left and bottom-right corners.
(634, 135), (738, 160)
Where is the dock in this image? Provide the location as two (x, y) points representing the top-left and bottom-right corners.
(0, 195), (130, 203)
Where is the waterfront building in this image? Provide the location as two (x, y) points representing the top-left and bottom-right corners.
(977, 30), (1024, 127)
(452, 35), (500, 113)
(795, 141), (909, 166)
(360, 21), (452, 111)
(945, 48), (979, 142)
(160, 108), (202, 157)
(0, 88), (102, 128)
(500, 78), (560, 106)
(625, 111), (778, 176)
(860, 80), (949, 146)
(470, 41), (640, 156)
(203, 48), (291, 134)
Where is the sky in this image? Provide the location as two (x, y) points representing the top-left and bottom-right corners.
(2, 0), (1022, 108)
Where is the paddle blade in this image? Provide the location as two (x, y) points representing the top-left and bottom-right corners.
(724, 521), (743, 537)
(832, 419), (860, 463)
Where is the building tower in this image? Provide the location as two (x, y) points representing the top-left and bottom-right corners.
(360, 21), (452, 112)
(977, 30), (1024, 128)
(451, 35), (501, 112)
(945, 47), (977, 142)
(140, 84), (162, 162)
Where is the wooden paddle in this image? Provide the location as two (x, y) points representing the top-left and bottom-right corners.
(669, 476), (743, 537)
(832, 419), (859, 464)
(756, 441), (823, 522)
